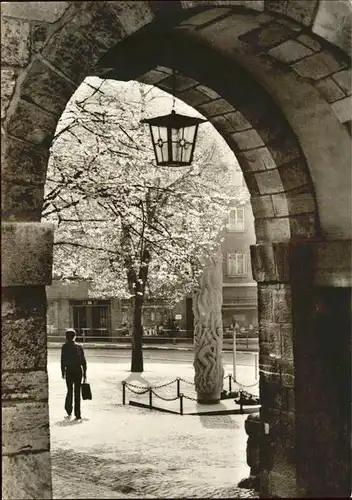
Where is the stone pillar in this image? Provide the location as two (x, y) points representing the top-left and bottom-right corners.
(2, 222), (54, 500)
(250, 240), (351, 498)
(193, 249), (224, 404)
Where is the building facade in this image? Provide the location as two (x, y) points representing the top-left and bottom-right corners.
(46, 200), (257, 340)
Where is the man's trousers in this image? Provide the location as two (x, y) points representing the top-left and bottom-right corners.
(65, 369), (82, 418)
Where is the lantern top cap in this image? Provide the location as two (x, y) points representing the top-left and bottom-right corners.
(140, 109), (207, 128)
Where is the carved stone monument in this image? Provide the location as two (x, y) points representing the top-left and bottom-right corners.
(193, 249), (224, 403)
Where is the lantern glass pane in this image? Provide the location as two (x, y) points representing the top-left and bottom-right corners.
(171, 127), (180, 163)
(183, 125), (196, 143)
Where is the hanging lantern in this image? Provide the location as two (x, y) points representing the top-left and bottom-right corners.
(140, 68), (207, 167)
(141, 110), (206, 166)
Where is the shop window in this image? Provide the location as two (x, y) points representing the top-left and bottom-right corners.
(71, 300), (110, 339)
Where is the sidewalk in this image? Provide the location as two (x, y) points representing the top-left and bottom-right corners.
(48, 355), (259, 499)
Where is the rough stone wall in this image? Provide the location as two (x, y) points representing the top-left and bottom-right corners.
(251, 240), (351, 497)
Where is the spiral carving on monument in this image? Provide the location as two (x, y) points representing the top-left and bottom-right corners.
(193, 249), (224, 401)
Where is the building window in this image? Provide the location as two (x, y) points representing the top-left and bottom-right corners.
(227, 207), (245, 231)
(227, 252), (246, 276)
(71, 300), (110, 339)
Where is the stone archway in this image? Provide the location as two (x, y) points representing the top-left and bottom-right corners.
(2, 2), (351, 498)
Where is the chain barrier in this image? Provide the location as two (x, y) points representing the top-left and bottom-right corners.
(151, 390), (180, 402)
(178, 377), (195, 386)
(125, 386), (151, 395)
(124, 379), (178, 390)
(183, 394), (198, 401)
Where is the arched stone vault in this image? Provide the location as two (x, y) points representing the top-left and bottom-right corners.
(1, 1), (351, 499)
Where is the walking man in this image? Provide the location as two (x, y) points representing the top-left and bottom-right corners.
(61, 329), (87, 420)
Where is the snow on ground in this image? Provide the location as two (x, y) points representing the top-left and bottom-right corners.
(48, 354), (259, 499)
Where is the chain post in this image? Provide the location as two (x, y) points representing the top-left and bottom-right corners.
(149, 388), (153, 409)
(228, 374), (232, 393)
(176, 377), (180, 397)
(122, 381), (126, 405)
(180, 394), (184, 415)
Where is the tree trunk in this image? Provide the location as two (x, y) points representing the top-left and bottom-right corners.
(193, 248), (224, 403)
(131, 293), (144, 372)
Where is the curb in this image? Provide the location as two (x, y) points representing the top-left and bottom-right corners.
(48, 343), (259, 353)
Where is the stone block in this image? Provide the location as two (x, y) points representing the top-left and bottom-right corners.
(1, 2), (69, 23)
(271, 192), (289, 217)
(1, 68), (17, 120)
(255, 217), (291, 242)
(297, 34), (321, 52)
(331, 97), (352, 123)
(231, 129), (264, 150)
(1, 17), (30, 67)
(268, 133), (301, 166)
(258, 286), (273, 321)
(315, 76), (346, 103)
(285, 185), (317, 216)
(243, 172), (260, 195)
(2, 371), (48, 402)
(251, 243), (280, 282)
(313, 0), (352, 56)
(158, 74), (198, 93)
(265, 1), (289, 16)
(289, 213), (317, 239)
(30, 23), (50, 54)
(292, 51), (345, 80)
(139, 69), (169, 85)
(268, 39), (313, 63)
(280, 323), (294, 360)
(197, 98), (234, 117)
(250, 195), (275, 220)
(107, 1), (154, 35)
(2, 451), (52, 500)
(3, 402), (50, 454)
(273, 287), (292, 323)
(210, 115), (235, 137)
(239, 21), (293, 50)
(42, 4), (126, 84)
(260, 321), (281, 354)
(255, 169), (283, 195)
(285, 0), (318, 26)
(273, 242), (290, 283)
(196, 85), (220, 100)
(2, 222), (53, 286)
(20, 59), (77, 117)
(1, 180), (45, 221)
(1, 135), (49, 185)
(278, 159), (309, 191)
(332, 70), (351, 96)
(2, 316), (47, 371)
(179, 7), (233, 28)
(6, 99), (58, 146)
(239, 147), (276, 172)
(181, 0), (263, 9)
(222, 111), (252, 132)
(180, 87), (211, 107)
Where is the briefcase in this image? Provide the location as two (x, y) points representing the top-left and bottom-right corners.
(81, 382), (92, 400)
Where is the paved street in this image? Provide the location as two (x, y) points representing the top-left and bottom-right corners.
(49, 346), (258, 368)
(48, 349), (259, 498)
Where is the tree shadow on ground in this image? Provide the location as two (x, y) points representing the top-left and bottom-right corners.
(197, 403), (241, 429)
(54, 417), (90, 427)
(122, 372), (151, 386)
